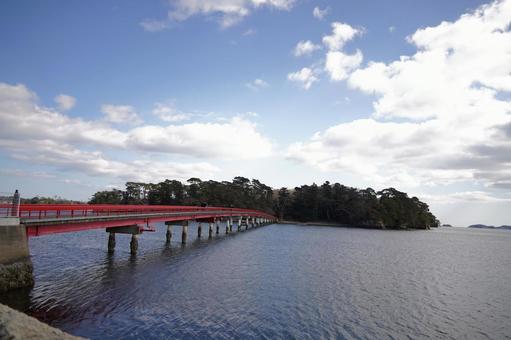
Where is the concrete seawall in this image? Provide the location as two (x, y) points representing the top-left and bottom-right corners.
(0, 303), (83, 339)
(0, 218), (34, 292)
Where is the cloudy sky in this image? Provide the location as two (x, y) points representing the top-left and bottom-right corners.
(1, 0), (510, 227)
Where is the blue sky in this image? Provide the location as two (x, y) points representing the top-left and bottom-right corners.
(1, 0), (510, 227)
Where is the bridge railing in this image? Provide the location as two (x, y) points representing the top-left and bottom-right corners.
(0, 205), (14, 217)
(0, 204), (273, 220)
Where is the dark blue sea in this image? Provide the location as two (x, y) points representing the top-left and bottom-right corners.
(2, 224), (511, 339)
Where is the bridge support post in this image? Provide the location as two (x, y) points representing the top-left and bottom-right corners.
(0, 218), (34, 292)
(108, 232), (116, 253)
(197, 222), (202, 238)
(208, 222), (213, 239)
(225, 219), (229, 234)
(130, 234), (139, 255)
(216, 220), (219, 234)
(166, 225), (172, 243)
(245, 217), (249, 230)
(182, 221), (188, 244)
(229, 218), (233, 233)
(237, 217), (242, 232)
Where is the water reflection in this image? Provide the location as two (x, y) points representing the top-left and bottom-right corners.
(1, 225), (510, 339)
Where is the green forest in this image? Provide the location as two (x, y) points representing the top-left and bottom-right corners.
(89, 177), (439, 230)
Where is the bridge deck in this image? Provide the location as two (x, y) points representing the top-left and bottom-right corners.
(0, 204), (274, 236)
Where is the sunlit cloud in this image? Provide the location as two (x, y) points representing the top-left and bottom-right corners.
(288, 0), (511, 192)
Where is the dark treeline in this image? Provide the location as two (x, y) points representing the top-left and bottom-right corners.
(21, 196), (81, 204)
(1, 195), (80, 204)
(90, 177), (273, 212)
(90, 177), (439, 230)
(275, 182), (439, 229)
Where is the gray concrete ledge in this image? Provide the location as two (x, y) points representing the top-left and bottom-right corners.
(0, 218), (20, 226)
(0, 303), (83, 339)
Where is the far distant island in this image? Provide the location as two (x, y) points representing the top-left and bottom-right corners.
(468, 224), (511, 230)
(86, 177), (440, 230)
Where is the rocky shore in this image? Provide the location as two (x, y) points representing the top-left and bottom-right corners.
(0, 259), (34, 292)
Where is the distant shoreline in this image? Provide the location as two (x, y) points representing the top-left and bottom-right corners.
(468, 224), (511, 230)
(278, 221), (511, 231)
(279, 220), (351, 227)
(277, 220), (425, 230)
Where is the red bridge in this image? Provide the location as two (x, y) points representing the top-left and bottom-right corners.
(0, 200), (277, 292)
(0, 203), (275, 237)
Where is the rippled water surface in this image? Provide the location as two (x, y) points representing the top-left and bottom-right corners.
(2, 224), (511, 339)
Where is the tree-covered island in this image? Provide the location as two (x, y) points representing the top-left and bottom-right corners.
(90, 177), (439, 230)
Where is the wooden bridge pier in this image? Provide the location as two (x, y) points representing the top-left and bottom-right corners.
(166, 224), (172, 243)
(105, 225), (142, 255)
(130, 234), (139, 254)
(108, 232), (116, 253)
(181, 220), (188, 244)
(197, 222), (202, 238)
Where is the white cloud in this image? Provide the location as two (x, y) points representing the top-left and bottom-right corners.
(245, 111), (258, 117)
(127, 117), (272, 159)
(288, 0), (511, 191)
(0, 169), (56, 179)
(2, 139), (219, 183)
(140, 19), (168, 32)
(246, 78), (269, 90)
(312, 6), (328, 20)
(389, 26), (396, 33)
(293, 40), (321, 57)
(322, 22), (362, 51)
(0, 84), (127, 148)
(287, 67), (319, 90)
(243, 28), (256, 36)
(168, 0), (295, 28)
(419, 191), (511, 204)
(152, 103), (191, 122)
(101, 104), (142, 125)
(325, 50), (363, 81)
(288, 22), (362, 88)
(54, 94), (76, 111)
(0, 82), (273, 181)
